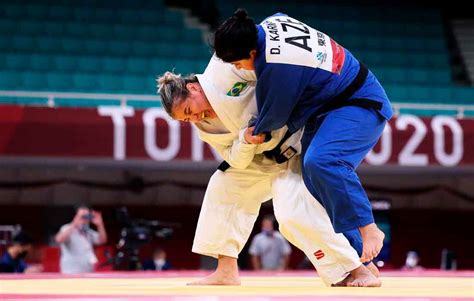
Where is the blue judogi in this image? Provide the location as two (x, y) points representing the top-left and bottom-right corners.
(251, 13), (393, 257)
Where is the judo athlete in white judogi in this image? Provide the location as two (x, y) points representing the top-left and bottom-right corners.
(156, 56), (380, 287)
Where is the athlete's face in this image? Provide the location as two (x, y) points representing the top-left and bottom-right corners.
(172, 82), (217, 123)
(230, 50), (257, 70)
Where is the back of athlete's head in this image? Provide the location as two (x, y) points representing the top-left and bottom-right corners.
(156, 71), (199, 117)
(214, 8), (258, 62)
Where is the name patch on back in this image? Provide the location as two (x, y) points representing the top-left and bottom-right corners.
(261, 16), (345, 74)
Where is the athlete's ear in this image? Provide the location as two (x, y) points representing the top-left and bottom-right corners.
(249, 50), (257, 59)
(186, 82), (200, 92)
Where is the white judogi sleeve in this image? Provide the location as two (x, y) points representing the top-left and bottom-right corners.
(196, 130), (257, 169)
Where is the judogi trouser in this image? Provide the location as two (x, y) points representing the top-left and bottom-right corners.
(192, 155), (361, 286)
(301, 106), (387, 256)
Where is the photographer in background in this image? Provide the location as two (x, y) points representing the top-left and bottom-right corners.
(0, 231), (42, 273)
(113, 207), (176, 271)
(55, 204), (107, 274)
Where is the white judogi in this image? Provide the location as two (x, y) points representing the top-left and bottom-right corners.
(191, 55), (361, 285)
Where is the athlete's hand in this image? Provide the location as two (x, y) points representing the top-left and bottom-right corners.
(244, 127), (265, 144)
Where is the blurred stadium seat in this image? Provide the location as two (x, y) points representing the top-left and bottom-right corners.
(0, 0), (211, 99)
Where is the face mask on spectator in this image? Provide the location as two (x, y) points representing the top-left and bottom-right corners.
(263, 230), (274, 237)
(154, 259), (165, 267)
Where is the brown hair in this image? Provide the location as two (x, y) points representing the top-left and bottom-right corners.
(156, 71), (198, 117)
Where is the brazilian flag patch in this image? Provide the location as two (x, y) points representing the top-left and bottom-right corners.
(227, 82), (248, 96)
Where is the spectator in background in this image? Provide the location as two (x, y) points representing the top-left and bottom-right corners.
(441, 248), (457, 270)
(249, 215), (291, 271)
(401, 250), (424, 271)
(0, 231), (42, 273)
(296, 256), (313, 270)
(55, 204), (107, 274)
(142, 247), (172, 271)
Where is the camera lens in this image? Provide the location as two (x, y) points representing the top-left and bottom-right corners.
(82, 214), (93, 221)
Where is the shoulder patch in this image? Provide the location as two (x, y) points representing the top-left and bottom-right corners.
(227, 82), (248, 96)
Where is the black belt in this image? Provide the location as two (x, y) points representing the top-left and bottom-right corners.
(316, 63), (382, 116)
(218, 129), (297, 173)
(262, 130), (297, 164)
(217, 161), (231, 172)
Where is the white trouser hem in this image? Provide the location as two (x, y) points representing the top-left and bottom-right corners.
(315, 260), (361, 286)
(192, 244), (239, 260)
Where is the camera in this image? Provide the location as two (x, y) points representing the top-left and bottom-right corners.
(112, 207), (178, 271)
(81, 213), (94, 221)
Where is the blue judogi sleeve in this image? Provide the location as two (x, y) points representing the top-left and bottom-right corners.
(253, 63), (314, 136)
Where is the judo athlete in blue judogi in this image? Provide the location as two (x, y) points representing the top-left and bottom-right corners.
(214, 9), (393, 264)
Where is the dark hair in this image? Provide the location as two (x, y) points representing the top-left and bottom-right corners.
(74, 203), (91, 212)
(12, 231), (33, 246)
(262, 214), (275, 223)
(214, 8), (258, 62)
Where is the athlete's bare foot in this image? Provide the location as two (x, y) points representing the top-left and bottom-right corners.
(366, 261), (380, 277)
(359, 223), (385, 263)
(332, 274), (354, 287)
(187, 255), (241, 286)
(187, 269), (241, 286)
(346, 264), (381, 287)
(332, 262), (381, 287)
